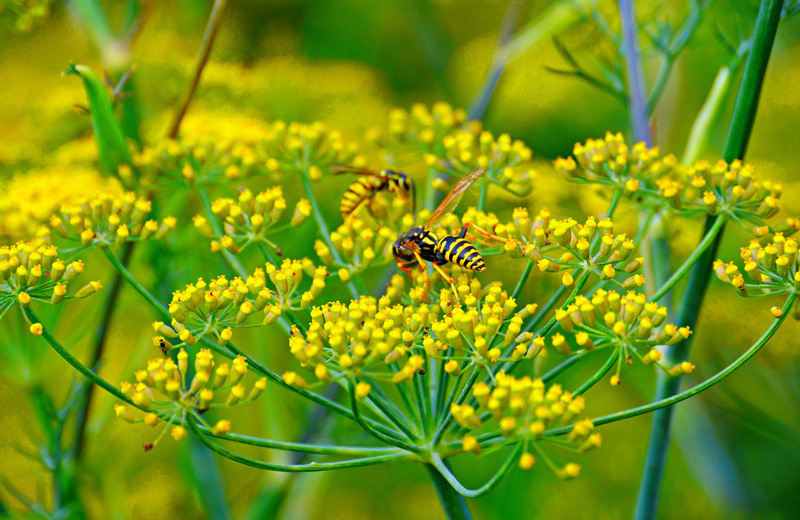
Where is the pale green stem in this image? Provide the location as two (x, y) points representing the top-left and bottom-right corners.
(188, 415), (414, 472)
(428, 446), (522, 498)
(544, 292), (796, 438)
(649, 214), (727, 303)
(300, 172), (360, 299)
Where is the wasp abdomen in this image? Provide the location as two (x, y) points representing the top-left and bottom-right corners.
(435, 236), (485, 271)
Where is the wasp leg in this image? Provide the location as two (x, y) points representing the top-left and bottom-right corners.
(397, 260), (416, 281)
(426, 257), (461, 308)
(462, 222), (525, 254)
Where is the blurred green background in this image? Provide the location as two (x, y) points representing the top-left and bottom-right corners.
(1, 1), (800, 519)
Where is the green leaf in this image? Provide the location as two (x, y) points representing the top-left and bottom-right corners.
(63, 63), (134, 184)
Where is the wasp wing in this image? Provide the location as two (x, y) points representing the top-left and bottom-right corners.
(330, 165), (382, 178)
(423, 168), (485, 229)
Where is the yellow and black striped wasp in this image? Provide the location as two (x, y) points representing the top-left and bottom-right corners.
(393, 168), (521, 304)
(331, 165), (416, 220)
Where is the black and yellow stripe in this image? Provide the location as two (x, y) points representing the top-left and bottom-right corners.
(340, 176), (386, 217)
(434, 236), (485, 271)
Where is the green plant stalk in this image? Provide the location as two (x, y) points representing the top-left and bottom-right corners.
(429, 447), (522, 498)
(348, 380), (421, 452)
(572, 350), (618, 396)
(71, 242), (134, 461)
(544, 291), (796, 438)
(425, 463), (473, 520)
(467, 0), (524, 121)
(167, 0), (229, 138)
(649, 214), (727, 302)
(502, 0), (591, 64)
(300, 172), (360, 299)
(635, 1), (785, 517)
(511, 259), (534, 300)
(197, 187), (249, 278)
(101, 246), (403, 436)
(188, 415), (413, 471)
(25, 307), (408, 456)
(476, 185), (488, 212)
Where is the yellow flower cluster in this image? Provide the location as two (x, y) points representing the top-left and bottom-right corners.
(436, 126), (536, 197)
(0, 241), (101, 311)
(659, 160), (782, 218)
(262, 121), (363, 178)
(46, 192), (175, 247)
(370, 102), (466, 156)
(552, 289), (694, 380)
(164, 260), (327, 346)
(427, 276), (540, 365)
(454, 371), (599, 477)
(316, 214), (398, 281)
(194, 187), (311, 255)
(556, 134), (783, 224)
(114, 349), (267, 448)
(554, 133), (674, 192)
(716, 233), (800, 299)
(461, 207), (645, 288)
(134, 130), (266, 189)
(0, 166), (121, 242)
(287, 296), (438, 387)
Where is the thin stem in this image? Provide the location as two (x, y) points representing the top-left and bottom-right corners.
(476, 184), (488, 212)
(433, 367), (481, 445)
(635, 2), (784, 517)
(72, 241), (134, 460)
(540, 292), (795, 439)
(101, 246), (169, 319)
(429, 446), (522, 498)
(188, 415), (413, 472)
(425, 463), (474, 520)
(467, 0), (525, 121)
(572, 350), (618, 396)
(206, 431), (402, 456)
(25, 306), (407, 455)
(649, 214), (727, 302)
(167, 0), (229, 138)
(197, 187), (249, 278)
(511, 259), (534, 300)
(348, 380), (421, 452)
(618, 0), (652, 145)
(300, 172), (360, 299)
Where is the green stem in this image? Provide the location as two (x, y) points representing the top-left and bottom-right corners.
(348, 380), (421, 452)
(572, 350), (618, 396)
(425, 463), (474, 520)
(72, 241), (134, 460)
(25, 306), (406, 455)
(542, 292), (795, 439)
(188, 415), (413, 472)
(211, 431), (401, 456)
(167, 0), (229, 138)
(197, 187), (249, 278)
(511, 259), (534, 300)
(300, 172), (360, 299)
(476, 184), (488, 212)
(428, 446), (522, 498)
(635, 2), (784, 517)
(101, 246), (169, 319)
(649, 214), (727, 303)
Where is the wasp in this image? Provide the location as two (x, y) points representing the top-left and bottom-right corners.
(393, 168), (522, 304)
(331, 165), (416, 220)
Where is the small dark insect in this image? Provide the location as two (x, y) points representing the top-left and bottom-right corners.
(331, 165), (415, 220)
(418, 369), (426, 375)
(142, 442), (155, 452)
(158, 338), (169, 356)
